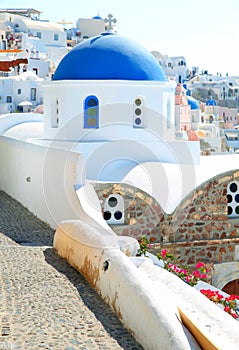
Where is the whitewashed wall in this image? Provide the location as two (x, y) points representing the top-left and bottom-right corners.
(43, 80), (176, 141)
(0, 135), (85, 228)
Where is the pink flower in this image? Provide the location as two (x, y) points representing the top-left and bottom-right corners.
(195, 262), (205, 269)
(192, 270), (200, 278)
(161, 249), (167, 258)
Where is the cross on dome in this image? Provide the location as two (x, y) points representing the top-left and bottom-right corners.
(104, 13), (117, 31)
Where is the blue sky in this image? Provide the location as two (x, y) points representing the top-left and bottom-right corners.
(2, 0), (239, 75)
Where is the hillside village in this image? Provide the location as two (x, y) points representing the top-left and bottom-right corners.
(0, 8), (239, 154)
(0, 8), (239, 349)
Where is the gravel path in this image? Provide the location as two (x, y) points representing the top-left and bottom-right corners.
(0, 191), (143, 350)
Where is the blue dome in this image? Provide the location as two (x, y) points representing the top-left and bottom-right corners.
(187, 95), (199, 110)
(92, 15), (102, 20)
(53, 32), (167, 81)
(206, 98), (217, 106)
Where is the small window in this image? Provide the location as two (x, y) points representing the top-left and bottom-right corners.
(103, 194), (125, 225)
(84, 96), (99, 129)
(227, 181), (239, 218)
(52, 98), (59, 128)
(133, 97), (146, 128)
(167, 99), (171, 128)
(54, 34), (59, 41)
(17, 89), (21, 94)
(7, 96), (12, 103)
(31, 88), (36, 101)
(36, 32), (41, 39)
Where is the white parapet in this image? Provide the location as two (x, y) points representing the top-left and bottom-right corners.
(54, 219), (239, 350)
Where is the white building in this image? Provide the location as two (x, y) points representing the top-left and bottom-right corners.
(154, 54), (189, 83)
(75, 16), (106, 39)
(0, 8), (68, 113)
(0, 71), (44, 114)
(0, 8), (68, 72)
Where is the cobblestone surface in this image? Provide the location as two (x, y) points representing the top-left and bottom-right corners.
(0, 191), (143, 350)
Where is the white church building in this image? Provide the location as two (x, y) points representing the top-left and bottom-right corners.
(40, 32), (199, 181)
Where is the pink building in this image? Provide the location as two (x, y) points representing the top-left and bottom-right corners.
(175, 83), (191, 131)
(218, 106), (238, 129)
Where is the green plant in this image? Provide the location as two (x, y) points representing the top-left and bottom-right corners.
(137, 235), (150, 256)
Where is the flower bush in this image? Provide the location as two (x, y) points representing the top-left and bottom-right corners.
(137, 236), (239, 320)
(200, 289), (239, 319)
(157, 247), (208, 287)
(137, 236), (208, 286)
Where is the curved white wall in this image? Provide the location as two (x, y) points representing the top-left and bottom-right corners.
(54, 220), (239, 350)
(0, 135), (85, 228)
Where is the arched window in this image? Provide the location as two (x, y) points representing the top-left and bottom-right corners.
(227, 181), (239, 217)
(84, 95), (99, 129)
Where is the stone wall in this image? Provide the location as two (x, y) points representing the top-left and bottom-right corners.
(93, 170), (239, 285)
(155, 170), (239, 285)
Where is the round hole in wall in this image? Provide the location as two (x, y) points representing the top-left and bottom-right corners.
(235, 194), (239, 203)
(135, 108), (141, 116)
(135, 117), (142, 125)
(227, 194), (233, 203)
(229, 182), (238, 193)
(235, 206), (239, 215)
(108, 196), (118, 208)
(103, 211), (111, 220)
(135, 98), (142, 106)
(228, 206), (233, 215)
(114, 211), (123, 220)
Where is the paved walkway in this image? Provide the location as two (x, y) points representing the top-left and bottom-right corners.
(0, 191), (143, 350)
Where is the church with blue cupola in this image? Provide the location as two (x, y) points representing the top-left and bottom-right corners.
(42, 32), (199, 181)
(204, 97), (219, 123)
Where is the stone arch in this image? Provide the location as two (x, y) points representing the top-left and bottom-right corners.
(212, 262), (239, 290)
(173, 169), (239, 237)
(167, 169), (239, 269)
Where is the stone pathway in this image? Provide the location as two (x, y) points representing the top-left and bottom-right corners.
(0, 191), (143, 350)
